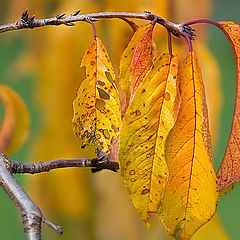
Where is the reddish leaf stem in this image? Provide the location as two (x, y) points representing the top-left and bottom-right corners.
(84, 16), (98, 38)
(168, 31), (173, 55)
(183, 18), (220, 27)
(180, 31), (193, 51)
(149, 14), (158, 25)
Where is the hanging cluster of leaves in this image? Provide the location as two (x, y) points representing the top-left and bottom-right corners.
(72, 19), (240, 239)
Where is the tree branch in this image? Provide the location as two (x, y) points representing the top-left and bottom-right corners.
(0, 152), (118, 240)
(10, 156), (119, 174)
(0, 10), (195, 39)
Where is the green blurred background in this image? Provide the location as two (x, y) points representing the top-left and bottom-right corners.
(0, 0), (239, 239)
(209, 0), (240, 239)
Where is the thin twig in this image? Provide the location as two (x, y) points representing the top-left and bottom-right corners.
(0, 10), (195, 39)
(42, 217), (63, 235)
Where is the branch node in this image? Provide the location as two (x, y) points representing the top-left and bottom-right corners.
(21, 9), (29, 22)
(148, 14), (159, 25)
(91, 157), (119, 173)
(180, 25), (196, 40)
(20, 9), (35, 28)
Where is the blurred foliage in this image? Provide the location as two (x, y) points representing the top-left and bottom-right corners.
(0, 85), (29, 155)
(0, 0), (239, 239)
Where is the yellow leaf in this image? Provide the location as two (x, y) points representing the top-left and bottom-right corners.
(119, 53), (179, 224)
(0, 85), (29, 154)
(160, 51), (217, 240)
(72, 37), (121, 155)
(119, 23), (156, 111)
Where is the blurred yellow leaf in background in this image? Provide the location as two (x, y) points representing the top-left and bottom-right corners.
(0, 85), (29, 155)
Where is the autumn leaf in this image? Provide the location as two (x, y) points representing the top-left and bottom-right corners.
(0, 85), (29, 154)
(215, 21), (240, 193)
(160, 51), (217, 240)
(119, 23), (158, 112)
(72, 37), (121, 156)
(119, 53), (179, 224)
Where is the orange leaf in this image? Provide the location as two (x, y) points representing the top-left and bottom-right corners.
(160, 51), (217, 240)
(216, 21), (240, 193)
(72, 37), (121, 155)
(0, 85), (29, 154)
(119, 53), (178, 224)
(119, 23), (157, 112)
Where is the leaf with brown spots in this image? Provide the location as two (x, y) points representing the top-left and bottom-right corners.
(72, 37), (121, 155)
(0, 85), (29, 154)
(118, 23), (158, 113)
(215, 22), (240, 194)
(119, 53), (179, 224)
(160, 51), (217, 240)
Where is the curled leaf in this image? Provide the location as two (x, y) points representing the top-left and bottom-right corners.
(119, 53), (179, 224)
(160, 51), (217, 240)
(216, 21), (240, 193)
(72, 37), (121, 156)
(119, 23), (157, 112)
(0, 85), (29, 154)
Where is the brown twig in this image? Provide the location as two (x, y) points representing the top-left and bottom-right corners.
(0, 10), (195, 39)
(10, 156), (119, 174)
